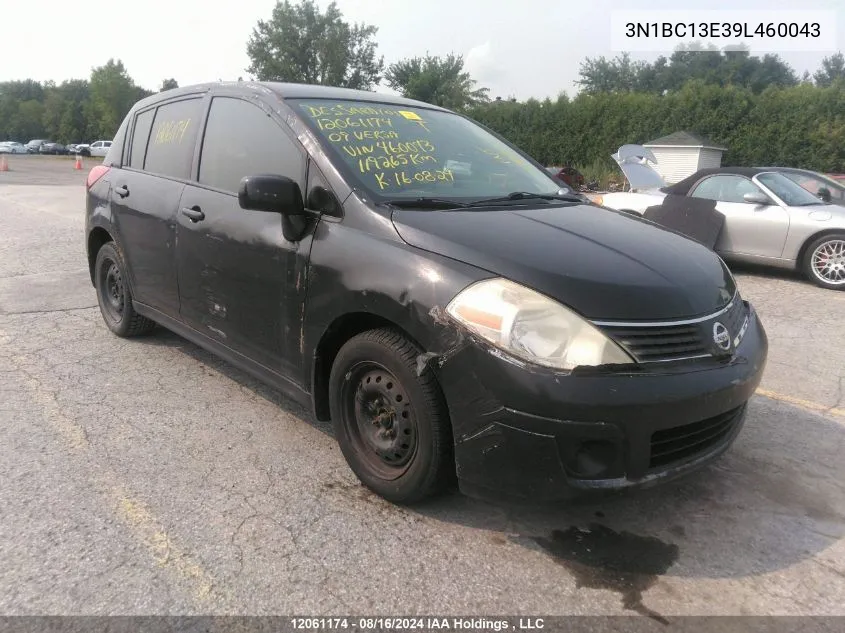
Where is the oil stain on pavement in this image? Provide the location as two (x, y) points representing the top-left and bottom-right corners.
(532, 523), (679, 624)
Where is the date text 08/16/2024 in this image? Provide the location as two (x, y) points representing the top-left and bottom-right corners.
(290, 618), (546, 631)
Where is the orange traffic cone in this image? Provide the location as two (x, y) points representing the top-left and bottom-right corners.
(74, 155), (82, 170)
(0, 155), (8, 172)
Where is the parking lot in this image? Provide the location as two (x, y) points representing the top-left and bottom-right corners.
(1, 154), (844, 618)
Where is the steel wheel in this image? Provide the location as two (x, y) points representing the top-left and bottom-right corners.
(810, 239), (845, 286)
(93, 241), (156, 337)
(341, 361), (417, 480)
(98, 257), (126, 322)
(328, 328), (453, 503)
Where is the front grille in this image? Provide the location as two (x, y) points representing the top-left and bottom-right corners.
(602, 323), (708, 362)
(649, 405), (744, 469)
(596, 294), (748, 363)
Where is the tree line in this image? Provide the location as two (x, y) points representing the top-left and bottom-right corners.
(0, 59), (179, 144)
(2, 0), (843, 175)
(468, 77), (845, 175)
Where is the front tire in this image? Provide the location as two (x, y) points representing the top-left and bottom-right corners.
(802, 233), (845, 290)
(328, 328), (453, 504)
(94, 241), (156, 336)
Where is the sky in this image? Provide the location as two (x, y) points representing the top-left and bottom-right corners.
(3, 0), (843, 100)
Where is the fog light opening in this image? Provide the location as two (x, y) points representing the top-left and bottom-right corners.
(573, 440), (618, 478)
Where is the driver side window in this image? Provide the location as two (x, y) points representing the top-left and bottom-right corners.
(198, 96), (305, 194)
(690, 175), (762, 204)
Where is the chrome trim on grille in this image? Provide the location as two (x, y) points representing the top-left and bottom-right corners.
(631, 353), (712, 364)
(591, 293), (738, 328)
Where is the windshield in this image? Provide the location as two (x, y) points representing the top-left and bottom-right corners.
(757, 172), (828, 206)
(780, 170), (844, 199)
(291, 98), (559, 201)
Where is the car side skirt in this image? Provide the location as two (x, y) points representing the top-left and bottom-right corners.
(720, 252), (797, 270)
(133, 301), (313, 410)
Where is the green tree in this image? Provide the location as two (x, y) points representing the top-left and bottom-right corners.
(160, 78), (179, 91)
(88, 59), (140, 139)
(14, 100), (46, 140)
(576, 52), (648, 94)
(41, 85), (66, 140)
(384, 53), (489, 110)
(577, 47), (797, 95)
(246, 0), (384, 89)
(0, 80), (46, 140)
(814, 52), (845, 87)
(58, 80), (92, 142)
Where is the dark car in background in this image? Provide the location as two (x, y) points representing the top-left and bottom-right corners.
(25, 139), (48, 153)
(84, 82), (767, 505)
(546, 165), (585, 189)
(39, 142), (68, 155)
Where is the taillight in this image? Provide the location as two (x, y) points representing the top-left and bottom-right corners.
(86, 165), (110, 189)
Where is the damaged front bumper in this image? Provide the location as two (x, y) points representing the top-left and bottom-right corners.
(431, 305), (768, 503)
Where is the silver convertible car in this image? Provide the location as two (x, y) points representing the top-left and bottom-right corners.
(593, 149), (845, 290)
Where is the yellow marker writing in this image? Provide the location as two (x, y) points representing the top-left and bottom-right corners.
(398, 110), (422, 121)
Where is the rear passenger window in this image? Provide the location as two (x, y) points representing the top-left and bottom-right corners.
(144, 98), (203, 179)
(199, 97), (304, 193)
(129, 109), (154, 169)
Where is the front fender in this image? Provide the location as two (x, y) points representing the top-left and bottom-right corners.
(301, 217), (489, 389)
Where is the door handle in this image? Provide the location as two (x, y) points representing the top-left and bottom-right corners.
(115, 185), (129, 198)
(181, 206), (205, 222)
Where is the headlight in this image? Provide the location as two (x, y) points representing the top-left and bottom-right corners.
(445, 278), (635, 370)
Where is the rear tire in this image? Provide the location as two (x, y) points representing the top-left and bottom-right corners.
(94, 241), (156, 337)
(328, 328), (453, 504)
(802, 232), (845, 290)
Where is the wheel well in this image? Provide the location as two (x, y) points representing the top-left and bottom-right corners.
(312, 312), (424, 422)
(796, 228), (845, 269)
(87, 227), (113, 284)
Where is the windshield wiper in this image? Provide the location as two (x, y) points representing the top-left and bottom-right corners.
(466, 191), (584, 207)
(383, 197), (471, 210)
(383, 191), (584, 211)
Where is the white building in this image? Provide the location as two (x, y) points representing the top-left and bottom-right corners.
(643, 131), (727, 184)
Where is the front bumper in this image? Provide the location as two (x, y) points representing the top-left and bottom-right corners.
(435, 303), (768, 502)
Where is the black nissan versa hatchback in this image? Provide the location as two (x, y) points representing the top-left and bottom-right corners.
(85, 82), (768, 504)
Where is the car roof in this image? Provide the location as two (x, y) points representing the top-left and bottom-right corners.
(130, 81), (450, 114)
(661, 167), (776, 195)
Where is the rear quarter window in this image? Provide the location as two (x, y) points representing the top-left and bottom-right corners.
(103, 119), (128, 167)
(129, 109), (155, 169)
(143, 98), (203, 180)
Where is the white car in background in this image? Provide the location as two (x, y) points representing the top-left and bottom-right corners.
(587, 145), (669, 214)
(88, 140), (113, 157)
(590, 145), (845, 290)
(0, 141), (28, 154)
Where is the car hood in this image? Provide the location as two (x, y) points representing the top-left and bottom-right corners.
(612, 144), (666, 191)
(391, 203), (736, 320)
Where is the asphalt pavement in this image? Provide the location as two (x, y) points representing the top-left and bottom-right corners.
(1, 155), (844, 618)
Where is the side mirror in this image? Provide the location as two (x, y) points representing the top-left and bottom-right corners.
(742, 191), (770, 205)
(818, 187), (832, 203)
(238, 174), (304, 215)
